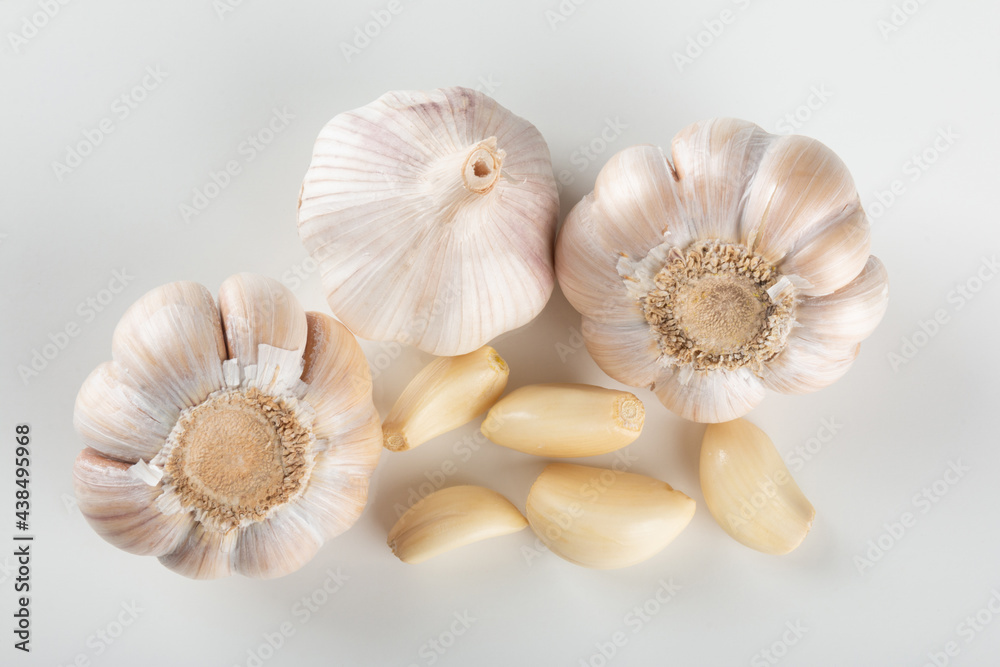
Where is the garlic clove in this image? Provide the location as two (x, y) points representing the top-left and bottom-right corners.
(111, 281), (227, 411)
(302, 311), (380, 443)
(481, 383), (645, 457)
(590, 145), (691, 270)
(382, 346), (509, 452)
(526, 463), (696, 569)
(158, 524), (237, 580)
(74, 448), (193, 557)
(795, 256), (890, 346)
(296, 310), (382, 540)
(218, 273), (308, 369)
(653, 367), (766, 424)
(232, 507), (323, 579)
(581, 317), (663, 390)
(778, 207), (872, 297)
(759, 336), (859, 395)
(387, 485), (528, 564)
(74, 362), (175, 463)
(700, 419), (815, 555)
(294, 453), (376, 541)
(670, 118), (773, 243)
(740, 134), (860, 265)
(298, 86), (560, 356)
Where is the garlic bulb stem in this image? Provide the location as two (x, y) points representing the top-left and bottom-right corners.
(462, 137), (505, 194)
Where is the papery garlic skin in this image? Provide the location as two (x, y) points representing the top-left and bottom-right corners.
(700, 419), (814, 555)
(556, 119), (889, 423)
(298, 86), (560, 356)
(526, 463), (695, 569)
(73, 275), (381, 579)
(387, 485), (527, 564)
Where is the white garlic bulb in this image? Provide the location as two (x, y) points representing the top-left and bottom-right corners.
(298, 86), (560, 356)
(556, 119), (889, 423)
(73, 275), (382, 579)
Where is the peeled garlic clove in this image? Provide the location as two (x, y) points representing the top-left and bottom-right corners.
(700, 419), (815, 555)
(382, 346), (508, 452)
(526, 463), (695, 569)
(298, 86), (560, 356)
(387, 485), (527, 564)
(481, 383), (644, 457)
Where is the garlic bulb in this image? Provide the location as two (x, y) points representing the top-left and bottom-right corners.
(481, 383), (644, 457)
(556, 119), (889, 423)
(700, 419), (814, 555)
(73, 274), (381, 579)
(382, 346), (509, 452)
(298, 86), (560, 356)
(387, 485), (527, 564)
(526, 463), (695, 569)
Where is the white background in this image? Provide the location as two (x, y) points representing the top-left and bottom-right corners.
(2, 0), (999, 665)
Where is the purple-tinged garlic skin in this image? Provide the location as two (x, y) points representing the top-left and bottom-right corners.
(298, 86), (559, 356)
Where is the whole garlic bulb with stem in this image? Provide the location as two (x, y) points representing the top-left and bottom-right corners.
(73, 274), (381, 579)
(556, 118), (889, 423)
(298, 86), (560, 356)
